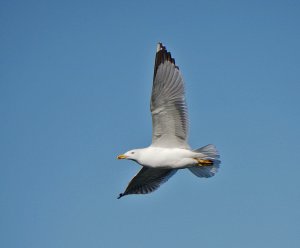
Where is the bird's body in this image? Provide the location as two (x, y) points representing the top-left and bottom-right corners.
(126, 147), (199, 169)
(117, 43), (221, 198)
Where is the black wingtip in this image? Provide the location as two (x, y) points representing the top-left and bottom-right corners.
(117, 193), (124, 199)
(154, 42), (178, 79)
(156, 42), (165, 52)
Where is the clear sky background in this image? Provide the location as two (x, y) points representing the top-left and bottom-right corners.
(1, 0), (300, 247)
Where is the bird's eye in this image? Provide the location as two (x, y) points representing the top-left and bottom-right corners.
(131, 152), (135, 154)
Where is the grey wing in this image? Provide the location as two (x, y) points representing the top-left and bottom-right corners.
(118, 167), (177, 199)
(151, 43), (189, 148)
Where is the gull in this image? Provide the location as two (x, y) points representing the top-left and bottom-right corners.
(117, 43), (220, 198)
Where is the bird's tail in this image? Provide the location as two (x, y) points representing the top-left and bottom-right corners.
(189, 144), (221, 178)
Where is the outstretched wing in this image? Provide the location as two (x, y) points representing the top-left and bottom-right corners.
(118, 167), (177, 198)
(151, 43), (189, 148)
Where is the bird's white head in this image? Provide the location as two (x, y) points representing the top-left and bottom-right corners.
(117, 149), (140, 161)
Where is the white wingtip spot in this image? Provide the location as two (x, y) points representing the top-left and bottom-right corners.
(157, 42), (162, 52)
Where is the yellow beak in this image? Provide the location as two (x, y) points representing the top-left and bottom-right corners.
(117, 154), (127, 160)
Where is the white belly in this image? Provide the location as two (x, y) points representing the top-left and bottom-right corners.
(137, 147), (197, 169)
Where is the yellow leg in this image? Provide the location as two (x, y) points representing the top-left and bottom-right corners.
(194, 158), (213, 166)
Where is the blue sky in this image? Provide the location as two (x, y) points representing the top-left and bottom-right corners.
(1, 0), (300, 247)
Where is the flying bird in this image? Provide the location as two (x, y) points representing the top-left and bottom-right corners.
(117, 43), (220, 198)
